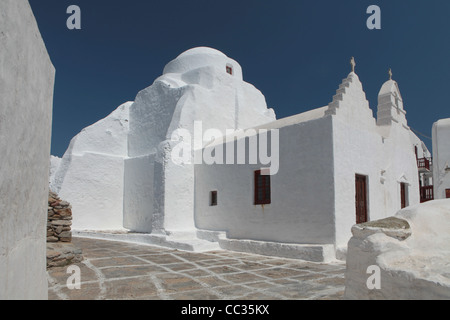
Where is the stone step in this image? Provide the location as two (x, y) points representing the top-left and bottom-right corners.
(218, 238), (336, 263)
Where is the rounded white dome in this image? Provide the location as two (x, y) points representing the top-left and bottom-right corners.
(176, 47), (227, 59)
(162, 47), (243, 80)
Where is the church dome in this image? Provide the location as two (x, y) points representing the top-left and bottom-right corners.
(176, 47), (227, 59)
(162, 47), (243, 80)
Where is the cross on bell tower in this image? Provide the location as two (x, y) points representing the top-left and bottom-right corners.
(350, 57), (356, 73)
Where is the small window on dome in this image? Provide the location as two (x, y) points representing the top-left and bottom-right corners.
(226, 66), (233, 75)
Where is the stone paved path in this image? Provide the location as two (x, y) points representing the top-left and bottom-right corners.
(47, 237), (346, 300)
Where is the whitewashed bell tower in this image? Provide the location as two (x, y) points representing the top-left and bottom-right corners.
(377, 69), (408, 128)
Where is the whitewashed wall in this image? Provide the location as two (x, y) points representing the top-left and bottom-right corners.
(51, 102), (131, 231)
(433, 119), (450, 199)
(329, 72), (383, 251)
(333, 120), (420, 251)
(195, 116), (336, 245)
(0, 0), (55, 299)
(123, 155), (156, 232)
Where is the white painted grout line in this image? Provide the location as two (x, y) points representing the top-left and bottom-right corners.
(81, 259), (107, 300)
(149, 274), (171, 300)
(47, 272), (70, 300)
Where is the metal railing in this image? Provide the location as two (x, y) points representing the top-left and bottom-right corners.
(417, 157), (432, 170)
(420, 185), (434, 203)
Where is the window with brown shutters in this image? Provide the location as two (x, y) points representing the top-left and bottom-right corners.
(355, 174), (368, 224)
(254, 170), (271, 205)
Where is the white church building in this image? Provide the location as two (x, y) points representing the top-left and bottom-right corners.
(50, 47), (431, 261)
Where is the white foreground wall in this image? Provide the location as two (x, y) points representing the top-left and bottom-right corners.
(432, 119), (450, 199)
(345, 200), (450, 300)
(0, 0), (55, 299)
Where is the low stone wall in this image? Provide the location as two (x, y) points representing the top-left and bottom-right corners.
(47, 191), (72, 242)
(47, 243), (83, 268)
(47, 191), (83, 268)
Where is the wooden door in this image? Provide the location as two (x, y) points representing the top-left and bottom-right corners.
(401, 183), (407, 209)
(355, 175), (368, 224)
(446, 189), (450, 199)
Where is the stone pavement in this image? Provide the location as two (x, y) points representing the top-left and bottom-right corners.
(47, 237), (346, 300)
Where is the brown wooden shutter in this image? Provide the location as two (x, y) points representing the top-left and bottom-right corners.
(355, 175), (368, 224)
(254, 170), (271, 205)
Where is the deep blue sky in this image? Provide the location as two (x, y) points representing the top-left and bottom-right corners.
(28, 0), (449, 157)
